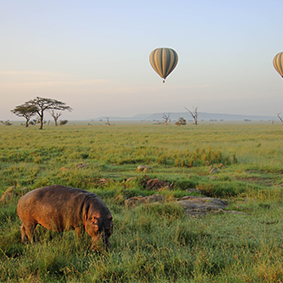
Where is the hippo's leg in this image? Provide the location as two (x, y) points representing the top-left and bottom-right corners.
(75, 227), (82, 238)
(21, 223), (37, 243)
(21, 225), (28, 243)
(75, 226), (87, 240)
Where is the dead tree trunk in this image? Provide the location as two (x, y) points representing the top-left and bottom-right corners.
(185, 107), (198, 125)
(162, 113), (171, 125)
(278, 113), (283, 125)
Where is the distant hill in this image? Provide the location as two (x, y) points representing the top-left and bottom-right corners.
(95, 112), (277, 121)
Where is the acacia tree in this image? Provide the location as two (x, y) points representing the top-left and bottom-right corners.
(49, 110), (62, 126)
(26, 97), (72, 129)
(185, 106), (198, 126)
(11, 104), (38, 127)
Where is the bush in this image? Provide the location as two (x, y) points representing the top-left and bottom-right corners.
(197, 181), (247, 198)
(59, 120), (68, 125)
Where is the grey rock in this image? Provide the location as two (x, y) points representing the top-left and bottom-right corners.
(137, 165), (153, 172)
(177, 196), (228, 216)
(125, 194), (165, 208)
(146, 179), (172, 190)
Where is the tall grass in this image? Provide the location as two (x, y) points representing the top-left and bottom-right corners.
(1, 123), (283, 282)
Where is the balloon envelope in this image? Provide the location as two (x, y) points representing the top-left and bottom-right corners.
(273, 52), (283, 77)
(149, 48), (178, 81)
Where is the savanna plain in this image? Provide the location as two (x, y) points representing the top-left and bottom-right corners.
(1, 122), (283, 282)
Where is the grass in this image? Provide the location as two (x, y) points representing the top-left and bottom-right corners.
(1, 122), (283, 282)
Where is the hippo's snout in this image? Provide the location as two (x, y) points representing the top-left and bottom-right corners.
(103, 234), (111, 251)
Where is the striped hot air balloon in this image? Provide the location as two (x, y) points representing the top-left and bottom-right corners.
(149, 48), (178, 83)
(273, 52), (283, 77)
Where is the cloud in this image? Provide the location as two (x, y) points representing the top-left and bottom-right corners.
(0, 71), (213, 99)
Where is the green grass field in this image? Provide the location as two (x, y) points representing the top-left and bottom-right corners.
(1, 122), (283, 282)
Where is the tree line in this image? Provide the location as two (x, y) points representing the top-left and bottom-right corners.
(11, 97), (72, 129)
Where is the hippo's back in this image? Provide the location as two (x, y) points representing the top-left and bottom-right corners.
(18, 185), (93, 212)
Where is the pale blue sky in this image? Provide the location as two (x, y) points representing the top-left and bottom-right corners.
(1, 0), (283, 120)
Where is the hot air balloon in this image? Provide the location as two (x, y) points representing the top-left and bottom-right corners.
(273, 52), (283, 77)
(149, 47), (178, 83)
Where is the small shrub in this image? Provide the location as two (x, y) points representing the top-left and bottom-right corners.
(171, 177), (200, 190)
(197, 181), (247, 198)
(59, 120), (68, 125)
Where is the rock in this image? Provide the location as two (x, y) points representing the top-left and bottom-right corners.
(76, 162), (89, 169)
(209, 168), (218, 174)
(177, 196), (228, 217)
(146, 179), (172, 190)
(209, 163), (225, 174)
(221, 210), (248, 215)
(213, 209), (249, 215)
(125, 194), (165, 208)
(124, 194), (248, 217)
(137, 165), (152, 172)
(185, 188), (202, 193)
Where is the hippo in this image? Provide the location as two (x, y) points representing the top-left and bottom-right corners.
(17, 185), (113, 250)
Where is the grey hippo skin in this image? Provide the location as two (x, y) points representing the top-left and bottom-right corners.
(17, 185), (113, 250)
